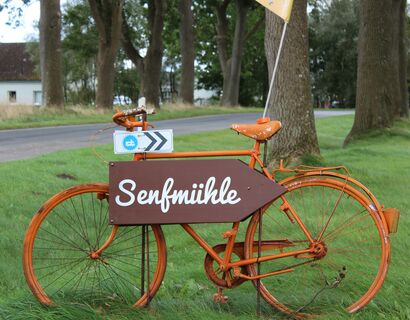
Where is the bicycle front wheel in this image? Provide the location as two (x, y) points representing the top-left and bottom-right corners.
(244, 177), (390, 318)
(23, 183), (167, 307)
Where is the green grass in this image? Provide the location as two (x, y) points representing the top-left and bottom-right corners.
(0, 115), (409, 319)
(0, 105), (261, 130)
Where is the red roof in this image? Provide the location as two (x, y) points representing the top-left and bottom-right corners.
(0, 43), (40, 81)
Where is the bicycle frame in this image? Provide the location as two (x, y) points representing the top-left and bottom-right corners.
(102, 113), (393, 286)
(97, 135), (318, 282)
(23, 111), (395, 317)
(23, 110), (399, 317)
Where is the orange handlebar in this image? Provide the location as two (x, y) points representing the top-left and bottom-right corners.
(112, 107), (151, 129)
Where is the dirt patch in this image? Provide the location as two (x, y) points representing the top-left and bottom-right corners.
(56, 173), (76, 180)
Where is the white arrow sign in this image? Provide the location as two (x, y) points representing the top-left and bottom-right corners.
(113, 130), (173, 154)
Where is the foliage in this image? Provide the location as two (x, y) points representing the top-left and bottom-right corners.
(1, 0), (391, 110)
(239, 7), (266, 106)
(195, 0), (266, 106)
(309, 0), (359, 108)
(162, 0), (181, 101)
(0, 0), (31, 27)
(62, 1), (98, 105)
(194, 0), (223, 95)
(114, 51), (141, 103)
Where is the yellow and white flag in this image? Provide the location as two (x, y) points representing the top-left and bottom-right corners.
(255, 0), (294, 22)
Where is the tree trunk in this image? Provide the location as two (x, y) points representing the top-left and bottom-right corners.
(121, 0), (165, 108)
(178, 0), (195, 104)
(215, 0), (251, 107)
(221, 0), (249, 106)
(397, 0), (409, 117)
(89, 0), (123, 109)
(121, 15), (145, 96)
(40, 0), (64, 108)
(266, 0), (319, 165)
(391, 0), (406, 119)
(144, 0), (165, 108)
(344, 0), (398, 144)
(215, 0), (230, 102)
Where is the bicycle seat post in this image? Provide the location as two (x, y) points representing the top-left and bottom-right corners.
(141, 113), (148, 131)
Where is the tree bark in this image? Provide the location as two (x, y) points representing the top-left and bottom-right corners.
(397, 0), (409, 117)
(265, 0), (320, 165)
(344, 0), (398, 144)
(391, 0), (407, 119)
(144, 0), (165, 108)
(121, 0), (165, 108)
(178, 0), (195, 104)
(89, 0), (123, 109)
(40, 0), (64, 108)
(122, 16), (145, 96)
(221, 0), (249, 106)
(215, 0), (230, 102)
(215, 0), (252, 107)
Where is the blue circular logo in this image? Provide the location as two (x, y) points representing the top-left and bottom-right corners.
(123, 135), (138, 151)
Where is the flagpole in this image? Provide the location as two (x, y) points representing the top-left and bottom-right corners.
(262, 21), (288, 118)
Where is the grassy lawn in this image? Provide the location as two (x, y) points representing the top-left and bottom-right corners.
(0, 115), (408, 319)
(0, 104), (261, 130)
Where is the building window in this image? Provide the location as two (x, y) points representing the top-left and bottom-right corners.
(8, 91), (16, 103)
(33, 91), (42, 106)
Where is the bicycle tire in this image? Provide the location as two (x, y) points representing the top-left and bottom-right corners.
(244, 177), (390, 318)
(23, 183), (167, 307)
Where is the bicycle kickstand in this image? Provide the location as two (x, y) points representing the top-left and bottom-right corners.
(213, 287), (229, 304)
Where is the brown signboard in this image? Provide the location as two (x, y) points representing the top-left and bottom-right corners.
(109, 159), (287, 225)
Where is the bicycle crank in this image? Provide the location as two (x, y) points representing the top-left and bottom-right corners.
(204, 243), (247, 288)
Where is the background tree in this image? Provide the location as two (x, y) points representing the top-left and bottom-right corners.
(266, 0), (320, 164)
(214, 0), (262, 106)
(238, 14), (267, 106)
(344, 0), (403, 145)
(178, 0), (195, 104)
(114, 51), (140, 105)
(195, 3), (266, 106)
(395, 0), (409, 117)
(88, 0), (123, 109)
(40, 0), (64, 108)
(122, 0), (166, 108)
(309, 0), (359, 108)
(162, 0), (180, 102)
(62, 1), (98, 105)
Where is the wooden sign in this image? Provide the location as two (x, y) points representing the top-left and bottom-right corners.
(109, 159), (287, 225)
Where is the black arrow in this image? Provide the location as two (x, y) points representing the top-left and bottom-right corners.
(145, 132), (156, 151)
(154, 131), (167, 150)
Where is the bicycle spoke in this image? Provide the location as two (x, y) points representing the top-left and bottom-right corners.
(38, 225), (87, 253)
(40, 257), (87, 288)
(317, 185), (347, 241)
(245, 179), (389, 317)
(69, 197), (92, 250)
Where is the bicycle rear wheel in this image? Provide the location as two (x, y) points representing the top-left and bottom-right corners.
(23, 183), (166, 307)
(244, 177), (390, 318)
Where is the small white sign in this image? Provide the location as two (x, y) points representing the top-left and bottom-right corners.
(113, 130), (173, 154)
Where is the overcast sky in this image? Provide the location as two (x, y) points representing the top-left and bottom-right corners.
(0, 1), (67, 43)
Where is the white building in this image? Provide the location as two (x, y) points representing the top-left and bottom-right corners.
(0, 43), (42, 106)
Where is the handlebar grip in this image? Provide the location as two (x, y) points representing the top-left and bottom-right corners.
(112, 106), (155, 128)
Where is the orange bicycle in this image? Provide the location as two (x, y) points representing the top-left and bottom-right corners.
(23, 108), (398, 318)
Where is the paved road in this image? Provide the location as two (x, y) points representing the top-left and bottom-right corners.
(0, 110), (353, 162)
